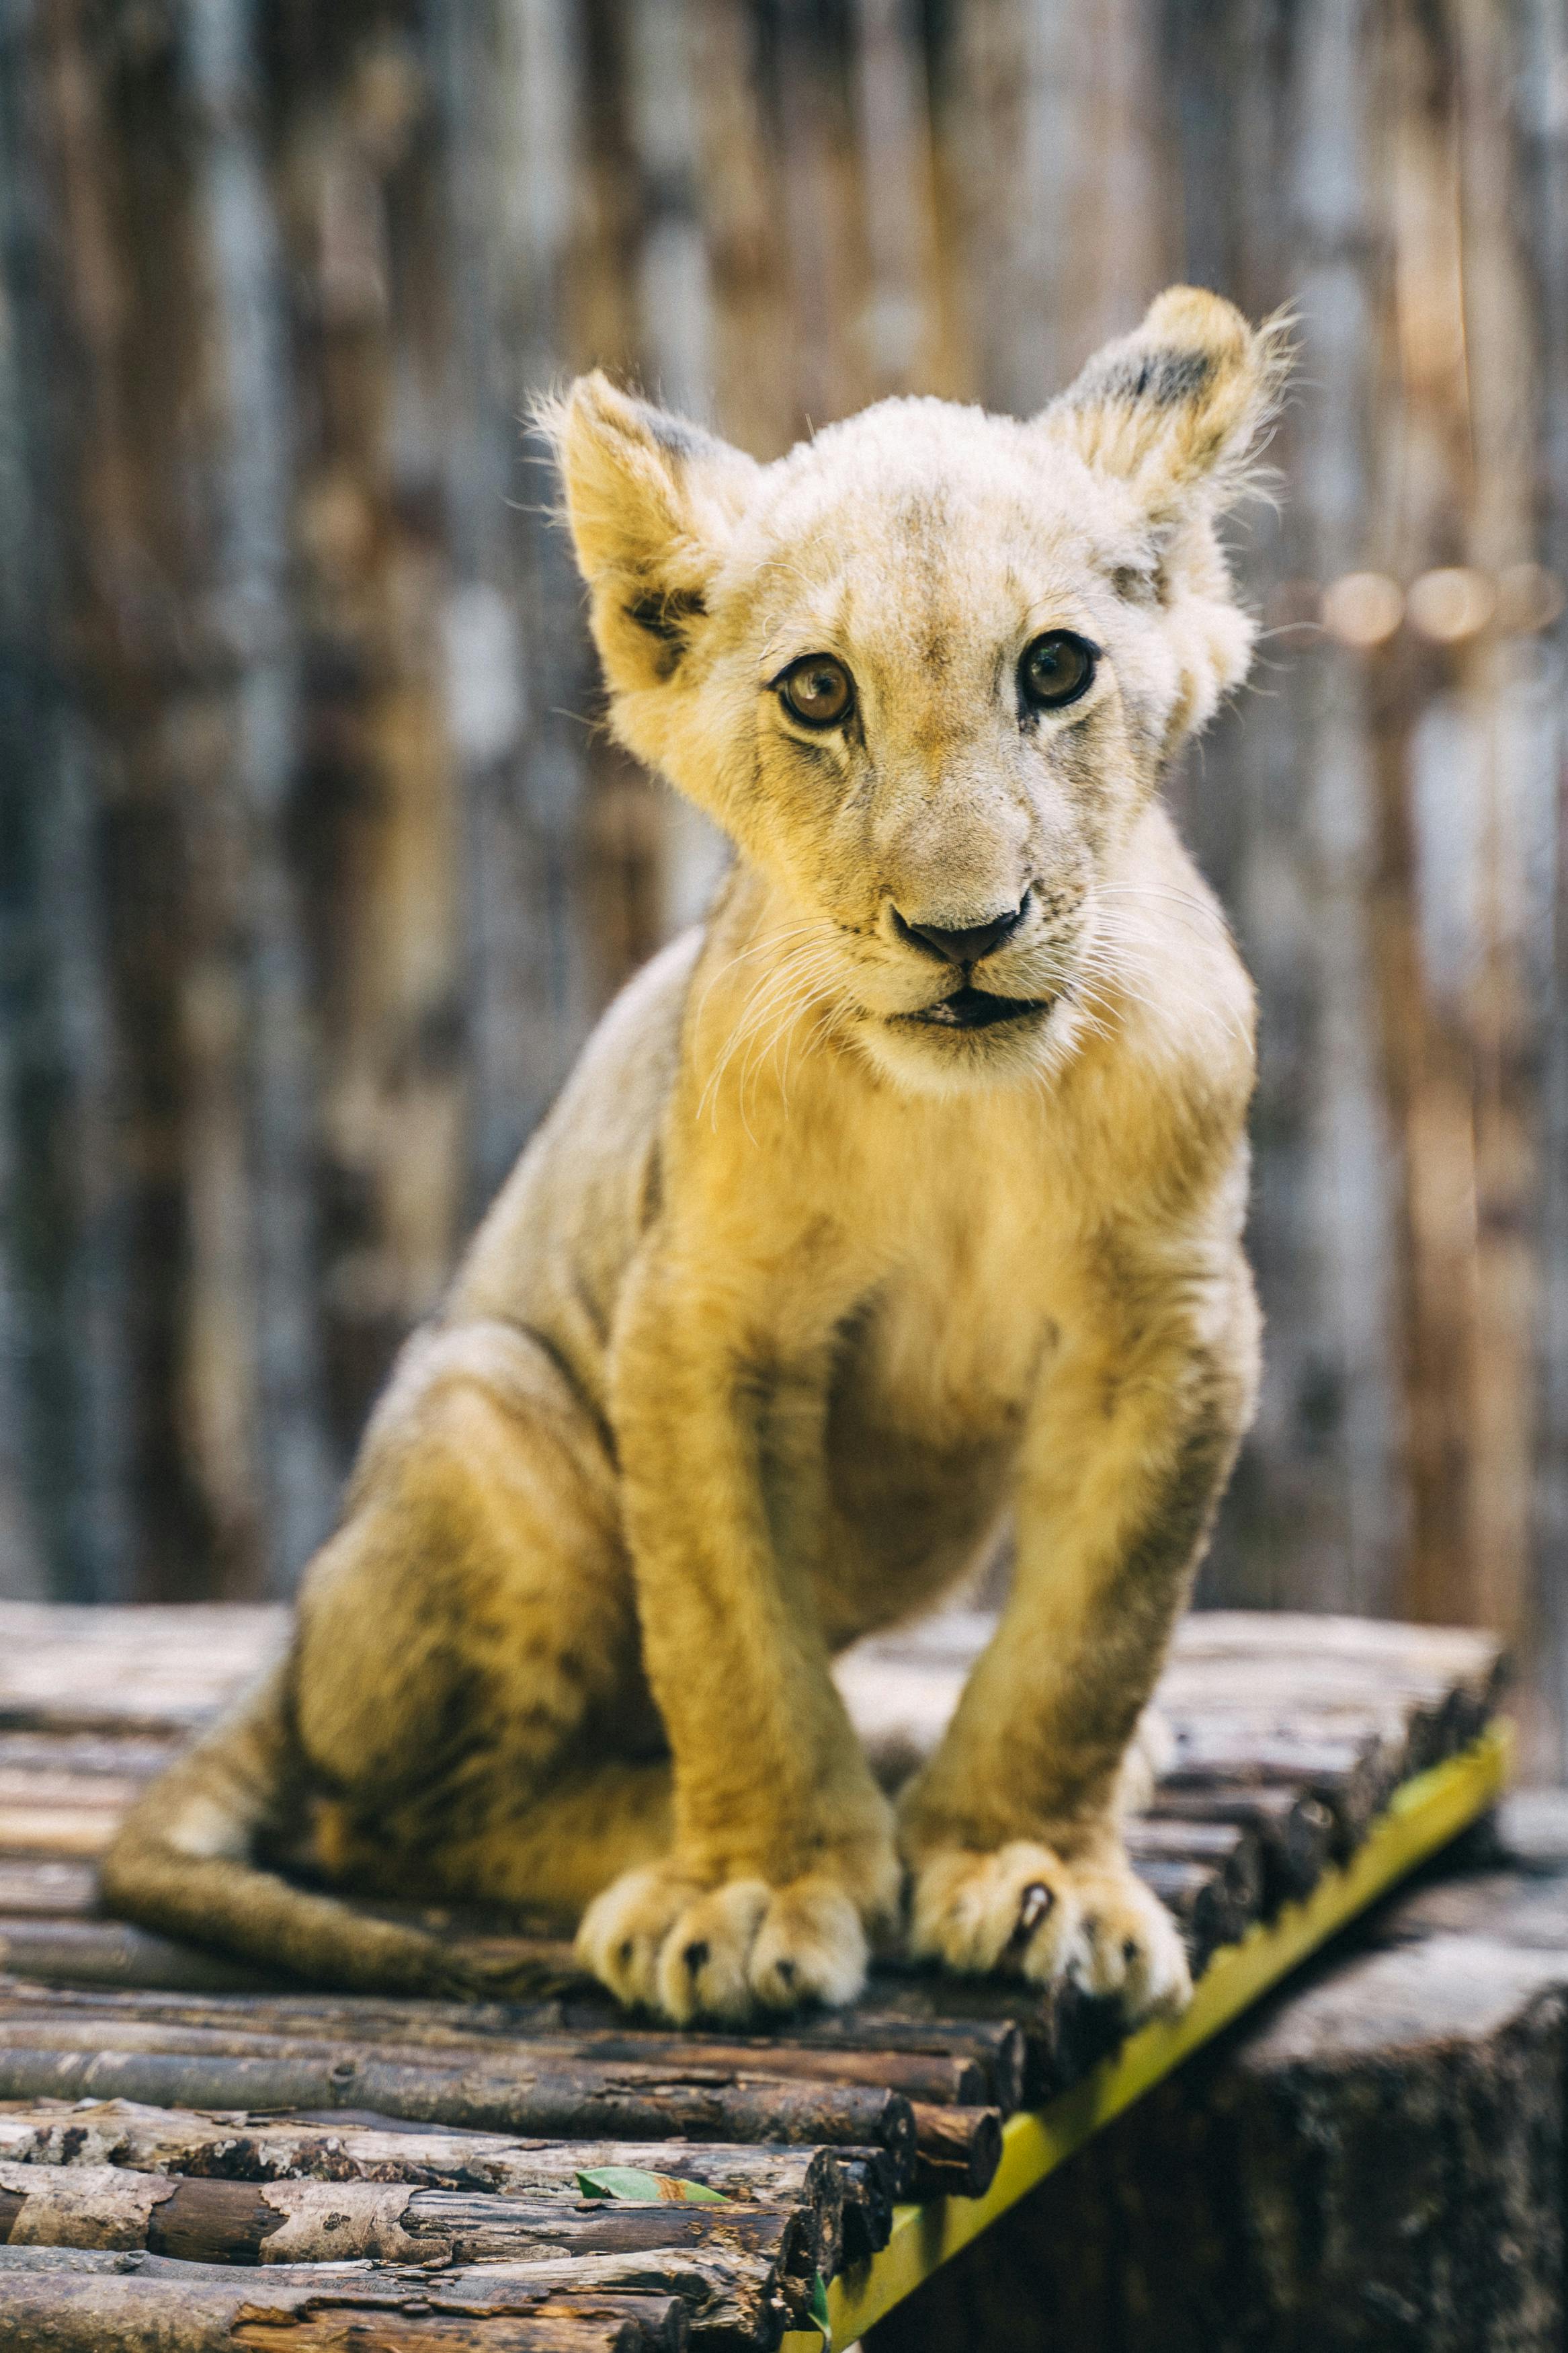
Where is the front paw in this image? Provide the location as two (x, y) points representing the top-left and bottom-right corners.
(909, 1840), (1191, 2024)
(577, 1858), (888, 2024)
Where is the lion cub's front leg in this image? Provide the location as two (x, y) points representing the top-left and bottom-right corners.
(578, 1252), (899, 2022)
(899, 1247), (1260, 2023)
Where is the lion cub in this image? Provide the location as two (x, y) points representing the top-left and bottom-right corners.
(106, 288), (1278, 2026)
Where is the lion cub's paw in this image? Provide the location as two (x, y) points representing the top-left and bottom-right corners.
(909, 1841), (1191, 2023)
(1063, 1858), (1192, 2019)
(577, 1862), (870, 2024)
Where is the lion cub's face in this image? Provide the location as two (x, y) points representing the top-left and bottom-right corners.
(552, 288), (1283, 1095)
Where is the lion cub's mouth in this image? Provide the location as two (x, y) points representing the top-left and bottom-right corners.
(901, 986), (1053, 1033)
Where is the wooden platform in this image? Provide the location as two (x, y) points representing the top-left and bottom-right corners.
(0, 1603), (1508, 2350)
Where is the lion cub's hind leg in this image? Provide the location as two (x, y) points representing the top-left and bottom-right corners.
(422, 1755), (674, 1921)
(291, 1326), (669, 1924)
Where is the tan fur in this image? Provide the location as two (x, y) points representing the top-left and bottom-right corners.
(106, 288), (1280, 2024)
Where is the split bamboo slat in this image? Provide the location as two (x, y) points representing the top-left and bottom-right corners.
(0, 1602), (1510, 2349)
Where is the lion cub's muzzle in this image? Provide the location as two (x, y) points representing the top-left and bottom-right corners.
(882, 885), (1062, 1033)
(899, 985), (1054, 1032)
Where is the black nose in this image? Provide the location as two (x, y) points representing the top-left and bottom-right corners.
(894, 899), (1028, 965)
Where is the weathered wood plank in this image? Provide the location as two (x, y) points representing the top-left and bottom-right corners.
(0, 2037), (919, 2184)
(0, 2245), (692, 2350)
(0, 2098), (843, 2202)
(0, 2159), (805, 2313)
(0, 1950), (1026, 2112)
(0, 2102), (869, 2279)
(1145, 1786), (1335, 1909)
(0, 1803), (121, 1858)
(0, 1735), (175, 1780)
(0, 1921), (288, 1987)
(0, 1863), (99, 1922)
(0, 1981), (1005, 2111)
(50, 2168), (789, 2277)
(904, 2103), (1001, 2200)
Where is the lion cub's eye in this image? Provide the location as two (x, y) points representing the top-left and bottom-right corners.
(1019, 632), (1098, 713)
(778, 654), (854, 729)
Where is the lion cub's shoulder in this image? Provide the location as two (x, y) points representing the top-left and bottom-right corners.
(448, 926), (704, 1327)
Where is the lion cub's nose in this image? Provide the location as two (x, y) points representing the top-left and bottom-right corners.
(894, 899), (1028, 965)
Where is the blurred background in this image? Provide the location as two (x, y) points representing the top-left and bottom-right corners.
(1, 0), (1566, 1761)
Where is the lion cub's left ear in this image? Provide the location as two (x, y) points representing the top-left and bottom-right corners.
(1043, 286), (1288, 528)
(539, 374), (759, 700)
(1044, 289), (1288, 739)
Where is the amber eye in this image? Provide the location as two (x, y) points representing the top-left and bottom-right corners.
(1019, 631), (1097, 713)
(778, 653), (854, 729)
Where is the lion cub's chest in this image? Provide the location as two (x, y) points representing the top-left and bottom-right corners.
(845, 1140), (1066, 1447)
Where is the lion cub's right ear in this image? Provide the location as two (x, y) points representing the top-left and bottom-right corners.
(539, 374), (759, 700)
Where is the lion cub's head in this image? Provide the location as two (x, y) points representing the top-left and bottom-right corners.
(548, 288), (1285, 1095)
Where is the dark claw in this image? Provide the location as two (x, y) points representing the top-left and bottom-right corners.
(1122, 1937), (1139, 1966)
(618, 1940), (634, 1967)
(776, 1958), (796, 1985)
(1018, 1881), (1054, 1936)
(683, 1939), (710, 1978)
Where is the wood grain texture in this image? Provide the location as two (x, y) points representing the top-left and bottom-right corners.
(0, 2245), (692, 2351)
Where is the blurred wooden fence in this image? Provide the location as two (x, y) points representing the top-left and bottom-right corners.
(1, 0), (1566, 1761)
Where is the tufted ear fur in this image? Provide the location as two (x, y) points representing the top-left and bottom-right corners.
(539, 374), (759, 697)
(1043, 288), (1290, 743)
(1042, 286), (1288, 530)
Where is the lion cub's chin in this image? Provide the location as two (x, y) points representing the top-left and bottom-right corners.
(856, 994), (1075, 1098)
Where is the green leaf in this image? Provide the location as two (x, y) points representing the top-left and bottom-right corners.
(807, 2272), (832, 2347)
(575, 2165), (730, 2204)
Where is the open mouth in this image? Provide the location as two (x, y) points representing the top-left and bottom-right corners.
(901, 986), (1053, 1033)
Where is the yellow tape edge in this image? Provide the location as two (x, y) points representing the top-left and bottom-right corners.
(782, 1723), (1512, 2350)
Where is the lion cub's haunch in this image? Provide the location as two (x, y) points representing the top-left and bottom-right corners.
(106, 288), (1279, 2025)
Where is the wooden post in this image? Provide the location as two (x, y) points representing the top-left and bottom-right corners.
(436, 0), (599, 1224)
(268, 6), (469, 1470)
(1519, 0), (1568, 1775)
(184, 0), (337, 1593)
